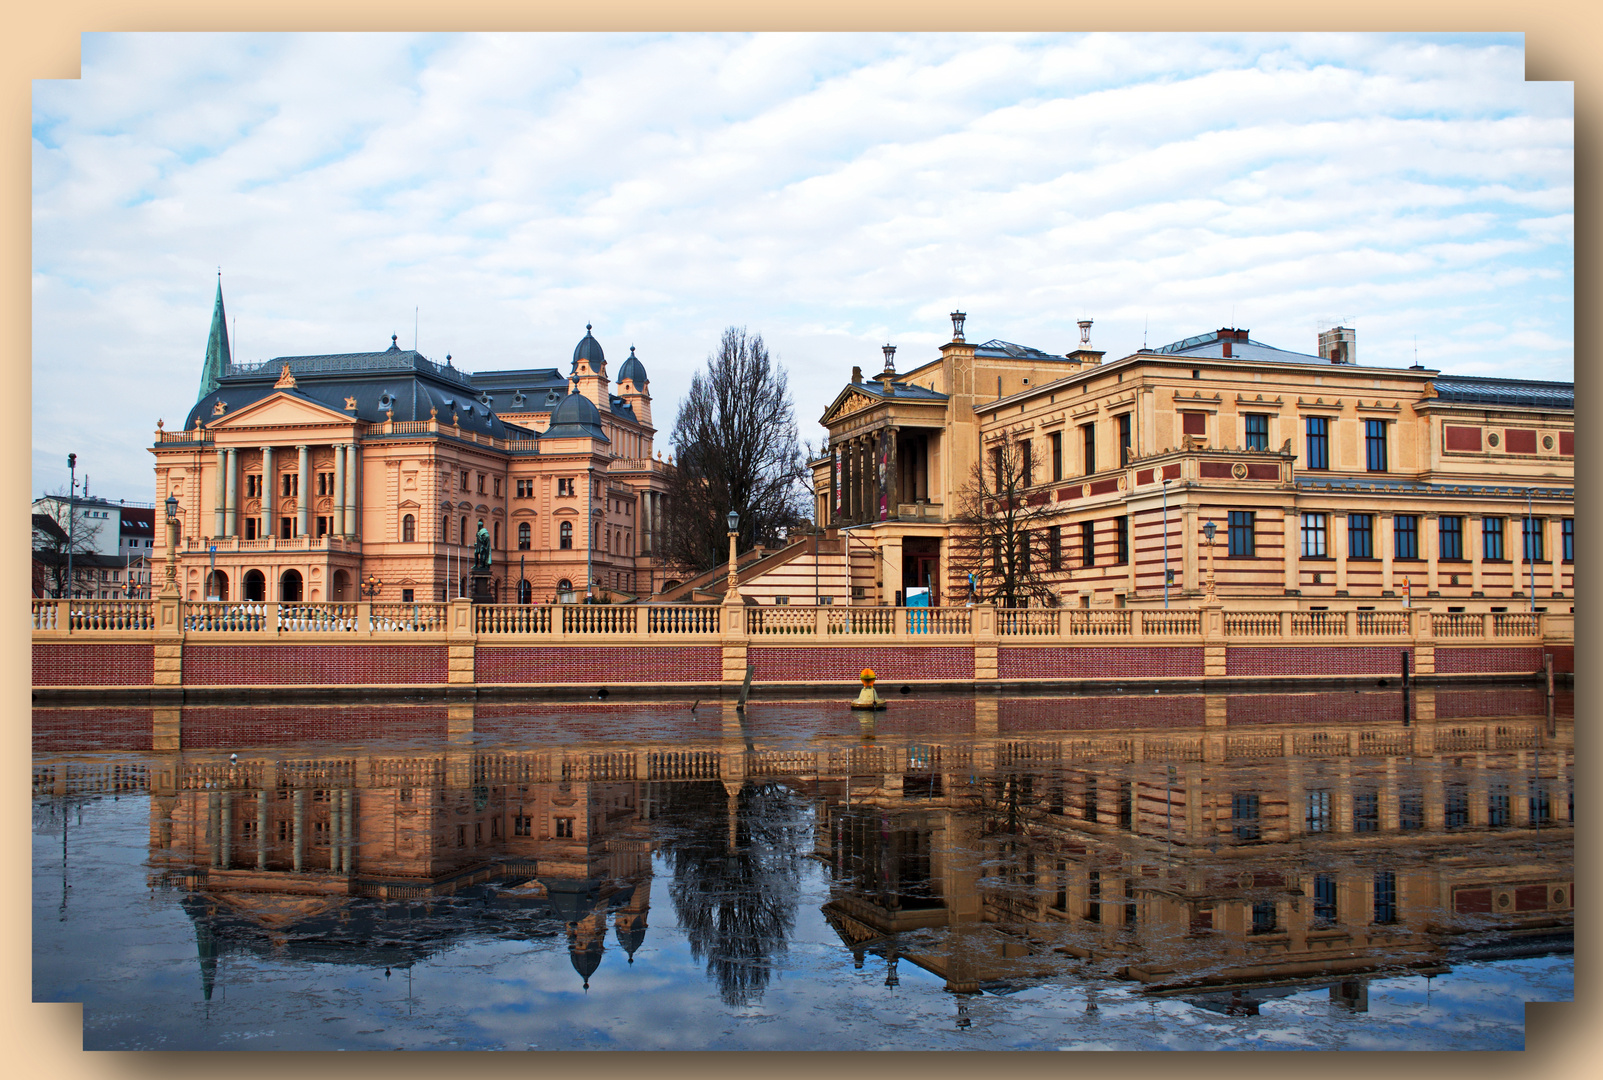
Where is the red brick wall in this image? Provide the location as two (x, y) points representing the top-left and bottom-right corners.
(1435, 686), (1547, 718)
(1545, 645), (1574, 673)
(477, 645), (721, 685)
(182, 705), (449, 747)
(1226, 646), (1412, 677)
(751, 646), (974, 682)
(33, 643), (154, 687)
(32, 707), (154, 752)
(1435, 646), (1542, 675)
(1226, 691), (1405, 725)
(998, 646), (1204, 680)
(185, 644), (448, 685)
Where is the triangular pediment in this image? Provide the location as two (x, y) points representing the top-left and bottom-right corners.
(208, 391), (355, 431)
(820, 385), (884, 426)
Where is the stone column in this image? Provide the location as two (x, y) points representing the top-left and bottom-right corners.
(292, 788), (305, 873)
(1182, 506), (1198, 596)
(256, 789), (267, 870)
(842, 439), (853, 522)
(345, 442), (360, 538)
(261, 446), (274, 539)
(296, 445), (310, 538)
(1380, 512), (1394, 593)
(213, 449), (227, 537)
(224, 447), (239, 537)
(333, 444), (347, 537)
(1511, 512), (1525, 603)
(886, 426), (900, 520)
(1547, 517), (1561, 595)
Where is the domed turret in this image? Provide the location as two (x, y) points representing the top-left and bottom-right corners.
(543, 391), (610, 442)
(617, 345), (648, 388)
(571, 323), (606, 373)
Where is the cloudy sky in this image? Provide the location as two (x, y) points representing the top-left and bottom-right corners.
(31, 32), (1572, 502)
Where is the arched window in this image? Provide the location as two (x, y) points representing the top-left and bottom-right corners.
(605, 530), (611, 554)
(461, 516), (468, 547)
(560, 521), (573, 549)
(494, 522), (501, 549)
(243, 569), (266, 601)
(441, 514), (449, 542)
(402, 513), (416, 542)
(518, 522), (531, 550)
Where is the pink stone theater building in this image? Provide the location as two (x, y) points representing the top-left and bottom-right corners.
(152, 284), (674, 605)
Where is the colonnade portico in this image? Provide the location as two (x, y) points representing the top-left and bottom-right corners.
(830, 424), (938, 527)
(208, 440), (361, 543)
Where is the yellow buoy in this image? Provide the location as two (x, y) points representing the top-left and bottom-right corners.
(851, 666), (886, 710)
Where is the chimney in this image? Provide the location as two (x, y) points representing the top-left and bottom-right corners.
(1319, 326), (1356, 365)
(851, 365), (862, 383)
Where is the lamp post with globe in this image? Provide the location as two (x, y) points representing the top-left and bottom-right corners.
(1202, 518), (1218, 603)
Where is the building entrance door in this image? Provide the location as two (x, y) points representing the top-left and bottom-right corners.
(902, 537), (941, 607)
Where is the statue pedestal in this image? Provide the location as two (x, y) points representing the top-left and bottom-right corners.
(469, 571), (496, 605)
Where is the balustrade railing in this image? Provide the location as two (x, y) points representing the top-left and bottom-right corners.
(1291, 610), (1348, 636)
(279, 603), (360, 633)
(1492, 612), (1540, 638)
(564, 604), (636, 634)
(373, 602), (449, 633)
(1146, 609), (1202, 636)
(1224, 610), (1281, 637)
(476, 604), (552, 635)
(749, 607), (817, 635)
(998, 608), (1057, 636)
(828, 607), (895, 634)
(1065, 609), (1132, 636)
(185, 601), (269, 633)
(647, 605), (720, 634)
(1354, 611), (1412, 636)
(909, 606), (970, 634)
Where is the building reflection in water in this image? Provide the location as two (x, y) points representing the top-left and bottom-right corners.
(32, 687), (1573, 1014)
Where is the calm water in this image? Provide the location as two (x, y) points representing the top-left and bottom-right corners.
(34, 687), (1573, 1050)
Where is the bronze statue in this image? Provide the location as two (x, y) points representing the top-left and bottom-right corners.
(474, 521), (491, 572)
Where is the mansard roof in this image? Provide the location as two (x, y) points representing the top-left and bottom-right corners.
(1431, 375), (1573, 410)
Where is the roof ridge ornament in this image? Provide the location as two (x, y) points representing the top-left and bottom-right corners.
(274, 363), (297, 389)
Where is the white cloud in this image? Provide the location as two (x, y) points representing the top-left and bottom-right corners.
(31, 31), (1571, 498)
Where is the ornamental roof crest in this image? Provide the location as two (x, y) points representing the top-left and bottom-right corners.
(274, 363), (297, 389)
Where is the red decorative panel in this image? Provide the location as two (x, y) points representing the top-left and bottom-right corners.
(998, 694), (1205, 730)
(32, 707), (154, 752)
(1444, 425), (1482, 451)
(750, 646), (974, 682)
(1246, 463), (1279, 480)
(1504, 428), (1537, 454)
(33, 643), (153, 687)
(1515, 885), (1549, 912)
(1226, 691), (1405, 725)
(1559, 431), (1573, 455)
(1225, 647), (1412, 677)
(1057, 486), (1079, 501)
(182, 706), (449, 747)
(1162, 463), (1182, 480)
(997, 646), (1204, 680)
(1435, 647), (1543, 675)
(1182, 411), (1208, 435)
(1089, 478), (1120, 495)
(185, 645), (448, 685)
(477, 646), (721, 684)
(1026, 492), (1049, 505)
(1454, 888), (1492, 914)
(1200, 462), (1234, 478)
(1136, 469), (1154, 486)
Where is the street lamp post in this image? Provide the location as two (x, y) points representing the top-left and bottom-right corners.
(163, 494), (180, 596)
(65, 453), (77, 600)
(360, 574), (382, 600)
(207, 544), (219, 601)
(726, 510), (740, 597)
(1202, 518), (1218, 602)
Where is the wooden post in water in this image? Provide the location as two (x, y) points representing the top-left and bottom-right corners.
(736, 663), (754, 712)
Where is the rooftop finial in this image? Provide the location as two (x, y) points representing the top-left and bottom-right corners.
(950, 311), (966, 342)
(586, 322), (593, 333)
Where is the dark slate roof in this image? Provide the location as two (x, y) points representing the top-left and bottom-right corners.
(571, 324), (605, 372)
(471, 365), (640, 424)
(851, 376), (949, 403)
(973, 339), (1069, 362)
(32, 513), (68, 544)
(544, 392), (611, 441)
(617, 346), (648, 387)
(1151, 329), (1329, 365)
(1431, 375), (1574, 410)
(120, 508), (154, 537)
(185, 339), (515, 439)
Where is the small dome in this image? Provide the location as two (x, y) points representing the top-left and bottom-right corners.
(571, 323), (605, 370)
(617, 345), (648, 388)
(550, 391), (602, 427)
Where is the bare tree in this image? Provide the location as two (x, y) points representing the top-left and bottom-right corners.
(949, 430), (1061, 608)
(662, 327), (810, 572)
(32, 493), (104, 599)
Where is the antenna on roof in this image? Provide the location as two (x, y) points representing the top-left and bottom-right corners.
(1143, 316), (1148, 350)
(415, 307), (419, 352)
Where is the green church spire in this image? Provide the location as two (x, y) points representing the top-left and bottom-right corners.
(197, 274), (231, 401)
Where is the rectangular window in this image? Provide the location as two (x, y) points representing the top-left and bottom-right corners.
(1523, 517), (1544, 562)
(1528, 780), (1551, 824)
(1086, 869), (1101, 923)
(245, 474), (261, 498)
(1251, 901), (1278, 934)
(1228, 511), (1255, 557)
(991, 447), (1004, 490)
(1244, 413), (1268, 451)
(1488, 782), (1510, 827)
(1399, 789), (1423, 830)
(1083, 776), (1098, 823)
(1440, 516), (1464, 560)
(1050, 431), (1063, 481)
(280, 517), (294, 540)
(555, 817), (575, 838)
(1305, 416), (1329, 470)
(1445, 785), (1469, 828)
(1354, 787), (1379, 832)
(1313, 873), (1337, 924)
(991, 536), (1002, 573)
(1018, 530), (1031, 572)
(557, 478), (574, 498)
(494, 478), (502, 497)
(476, 473), (485, 494)
(1119, 782), (1134, 831)
(1232, 792), (1261, 840)
(1118, 413), (1132, 466)
(1048, 524), (1062, 572)
(244, 517), (258, 541)
(317, 516), (330, 538)
(461, 471), (470, 491)
(1365, 419), (1388, 472)
(1019, 440), (1033, 484)
(1348, 514), (1373, 559)
(774, 596), (789, 605)
(1306, 789), (1331, 833)
(1082, 424), (1096, 476)
(1395, 515), (1419, 559)
(1373, 871), (1397, 925)
(1081, 520), (1096, 568)
(1114, 516), (1129, 564)
(1301, 512), (1327, 558)
(1563, 517), (1573, 562)
(401, 588), (414, 603)
(282, 474), (298, 497)
(1484, 517), (1505, 560)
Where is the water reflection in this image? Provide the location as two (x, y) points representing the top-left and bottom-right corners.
(33, 687), (1572, 1042)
